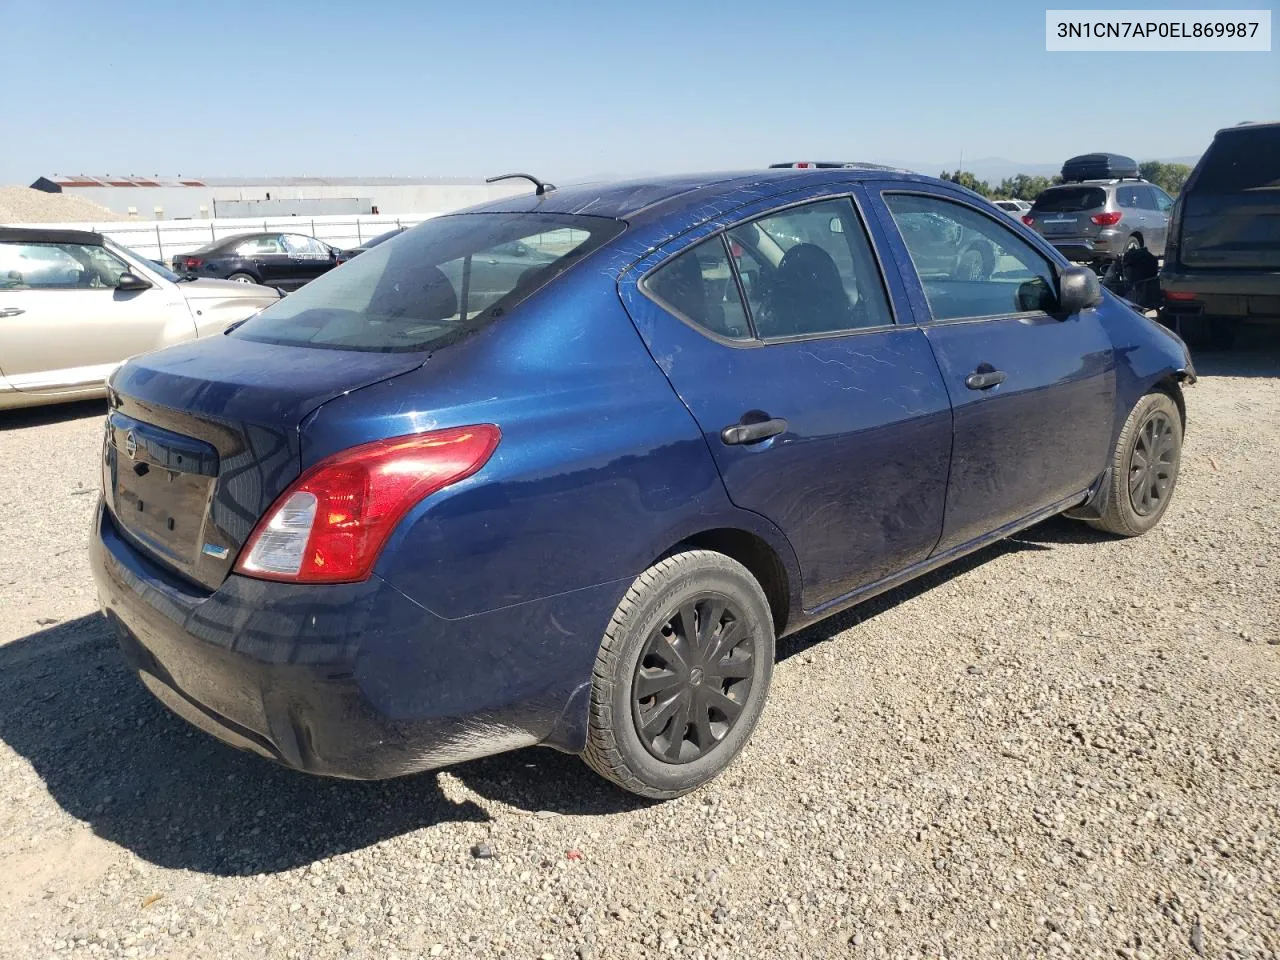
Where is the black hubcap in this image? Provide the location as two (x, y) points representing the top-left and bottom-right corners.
(1128, 411), (1177, 516)
(632, 595), (756, 764)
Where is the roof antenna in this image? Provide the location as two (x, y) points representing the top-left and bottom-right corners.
(486, 172), (556, 196)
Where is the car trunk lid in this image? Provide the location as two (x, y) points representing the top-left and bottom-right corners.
(1031, 186), (1107, 237)
(103, 335), (426, 590)
(1178, 191), (1280, 270)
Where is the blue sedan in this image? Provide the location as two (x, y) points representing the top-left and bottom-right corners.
(90, 167), (1194, 798)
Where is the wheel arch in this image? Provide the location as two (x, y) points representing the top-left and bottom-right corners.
(665, 527), (795, 638)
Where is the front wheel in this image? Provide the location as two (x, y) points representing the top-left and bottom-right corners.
(582, 549), (775, 799)
(1087, 391), (1183, 537)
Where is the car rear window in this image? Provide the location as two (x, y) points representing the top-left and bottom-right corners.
(1031, 187), (1106, 213)
(231, 213), (624, 353)
(1191, 127), (1280, 193)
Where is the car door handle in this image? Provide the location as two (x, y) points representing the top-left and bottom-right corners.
(965, 368), (1007, 390)
(0, 307), (24, 318)
(721, 417), (787, 445)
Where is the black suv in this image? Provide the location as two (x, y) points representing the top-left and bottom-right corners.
(1160, 122), (1280, 347)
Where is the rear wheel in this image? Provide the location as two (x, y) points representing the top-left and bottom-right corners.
(582, 549), (774, 799)
(1087, 391), (1183, 537)
(1124, 235), (1143, 254)
(227, 272), (257, 284)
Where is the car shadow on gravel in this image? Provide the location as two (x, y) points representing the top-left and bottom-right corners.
(0, 521), (1097, 876)
(775, 533), (1055, 661)
(0, 615), (495, 877)
(1190, 324), (1280, 378)
(0, 399), (106, 431)
(0, 614), (654, 876)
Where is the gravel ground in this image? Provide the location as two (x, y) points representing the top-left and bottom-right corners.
(0, 186), (128, 225)
(1, 330), (1277, 960)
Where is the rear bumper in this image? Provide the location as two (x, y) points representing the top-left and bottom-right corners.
(90, 502), (607, 778)
(1046, 233), (1125, 262)
(1160, 267), (1280, 320)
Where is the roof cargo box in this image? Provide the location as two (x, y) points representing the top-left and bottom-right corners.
(1062, 153), (1140, 182)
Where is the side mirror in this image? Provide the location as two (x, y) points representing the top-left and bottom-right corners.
(116, 272), (152, 292)
(1057, 265), (1102, 315)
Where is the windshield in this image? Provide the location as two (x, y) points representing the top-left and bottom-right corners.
(232, 213), (625, 353)
(107, 239), (180, 281)
(1032, 187), (1106, 213)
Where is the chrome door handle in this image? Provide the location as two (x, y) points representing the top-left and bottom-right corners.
(0, 307), (24, 318)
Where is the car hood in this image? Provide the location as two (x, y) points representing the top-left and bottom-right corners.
(177, 277), (281, 300)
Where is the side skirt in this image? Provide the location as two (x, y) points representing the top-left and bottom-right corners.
(787, 488), (1092, 635)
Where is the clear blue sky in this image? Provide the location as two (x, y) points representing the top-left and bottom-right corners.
(2, 0), (1275, 184)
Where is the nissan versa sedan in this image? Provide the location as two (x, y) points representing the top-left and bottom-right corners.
(0, 227), (279, 411)
(91, 168), (1195, 799)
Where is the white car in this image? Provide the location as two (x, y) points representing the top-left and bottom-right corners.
(0, 227), (280, 411)
(992, 199), (1032, 218)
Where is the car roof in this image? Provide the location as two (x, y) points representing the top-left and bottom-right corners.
(460, 168), (938, 225)
(0, 226), (105, 245)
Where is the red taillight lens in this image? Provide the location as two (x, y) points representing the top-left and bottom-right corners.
(1090, 211), (1123, 227)
(1164, 290), (1198, 301)
(1021, 215), (1035, 226)
(235, 425), (501, 584)
(183, 256), (203, 269)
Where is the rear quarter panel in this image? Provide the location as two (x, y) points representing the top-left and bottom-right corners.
(301, 261), (804, 623)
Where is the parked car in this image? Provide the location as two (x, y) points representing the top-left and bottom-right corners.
(0, 227), (278, 411)
(340, 227), (408, 259)
(1160, 121), (1280, 349)
(172, 232), (344, 289)
(1024, 179), (1174, 263)
(91, 168), (1194, 800)
(992, 199), (1032, 218)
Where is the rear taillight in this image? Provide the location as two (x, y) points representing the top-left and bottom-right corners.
(235, 425), (501, 583)
(1021, 215), (1035, 226)
(183, 256), (203, 269)
(1164, 290), (1198, 301)
(1090, 211), (1123, 226)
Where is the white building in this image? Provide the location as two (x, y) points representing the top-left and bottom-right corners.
(29, 175), (527, 219)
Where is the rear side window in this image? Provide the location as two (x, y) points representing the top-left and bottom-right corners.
(1032, 187), (1106, 212)
(645, 237), (751, 340)
(1116, 185), (1144, 209)
(1192, 127), (1280, 193)
(232, 213), (624, 353)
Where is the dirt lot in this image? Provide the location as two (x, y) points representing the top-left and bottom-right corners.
(1, 331), (1277, 960)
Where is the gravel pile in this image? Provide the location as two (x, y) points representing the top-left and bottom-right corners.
(0, 332), (1276, 960)
(0, 186), (129, 225)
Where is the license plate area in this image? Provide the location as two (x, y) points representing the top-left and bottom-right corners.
(105, 413), (218, 570)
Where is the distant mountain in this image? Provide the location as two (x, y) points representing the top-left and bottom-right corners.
(869, 155), (1201, 183)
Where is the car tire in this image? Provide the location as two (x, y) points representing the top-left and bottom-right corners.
(1124, 235), (1143, 254)
(582, 549), (775, 799)
(954, 243), (995, 282)
(227, 272), (258, 284)
(1086, 390), (1183, 537)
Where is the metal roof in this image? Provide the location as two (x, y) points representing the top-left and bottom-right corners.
(462, 168), (932, 221)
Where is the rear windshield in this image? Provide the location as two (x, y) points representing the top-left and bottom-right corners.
(1192, 127), (1280, 193)
(1032, 187), (1106, 213)
(232, 213), (624, 353)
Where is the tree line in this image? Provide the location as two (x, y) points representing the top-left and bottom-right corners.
(940, 161), (1194, 201)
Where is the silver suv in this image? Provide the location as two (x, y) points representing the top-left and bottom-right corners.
(1024, 179), (1174, 263)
